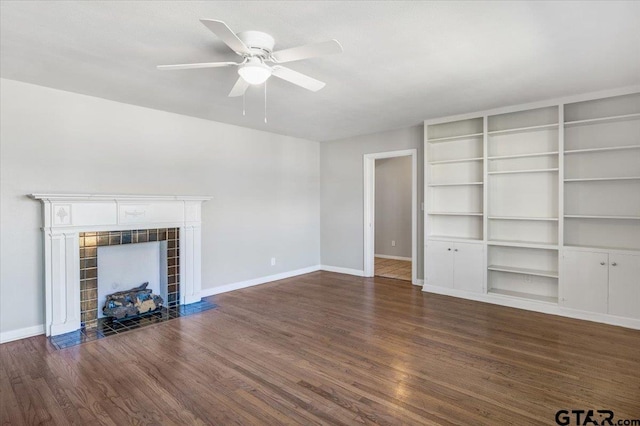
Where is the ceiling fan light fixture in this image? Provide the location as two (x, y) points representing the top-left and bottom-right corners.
(238, 61), (272, 85)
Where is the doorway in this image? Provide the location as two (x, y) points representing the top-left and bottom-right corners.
(363, 149), (417, 284)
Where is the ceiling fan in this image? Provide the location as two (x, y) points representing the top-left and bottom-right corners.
(158, 19), (343, 97)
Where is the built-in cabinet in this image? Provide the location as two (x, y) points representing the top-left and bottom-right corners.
(562, 249), (640, 319)
(561, 250), (609, 313)
(423, 90), (640, 329)
(425, 241), (483, 292)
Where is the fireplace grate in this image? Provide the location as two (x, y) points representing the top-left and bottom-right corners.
(49, 299), (216, 350)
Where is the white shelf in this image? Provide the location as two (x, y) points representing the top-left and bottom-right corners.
(564, 176), (640, 182)
(429, 157), (483, 165)
(428, 132), (483, 143)
(488, 240), (558, 250)
(428, 236), (483, 243)
(564, 145), (640, 155)
(565, 214), (640, 220)
(488, 123), (558, 136)
(488, 288), (558, 304)
(428, 182), (484, 187)
(488, 264), (558, 278)
(488, 168), (558, 175)
(564, 112), (640, 128)
(488, 151), (558, 160)
(489, 216), (558, 221)
(428, 212), (483, 216)
(563, 244), (640, 254)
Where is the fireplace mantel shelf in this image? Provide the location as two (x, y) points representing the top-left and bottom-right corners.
(30, 194), (212, 202)
(31, 193), (209, 336)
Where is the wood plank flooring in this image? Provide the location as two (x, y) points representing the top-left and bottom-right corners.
(2, 271), (639, 425)
(375, 257), (411, 281)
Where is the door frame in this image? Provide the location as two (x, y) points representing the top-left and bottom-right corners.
(363, 149), (418, 284)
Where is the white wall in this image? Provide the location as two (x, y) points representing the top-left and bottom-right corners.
(320, 126), (423, 276)
(375, 157), (412, 258)
(0, 78), (320, 335)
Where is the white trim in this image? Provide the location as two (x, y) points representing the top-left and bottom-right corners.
(423, 127), (429, 292)
(415, 279), (424, 286)
(200, 265), (322, 297)
(0, 324), (45, 344)
(421, 285), (640, 330)
(482, 115), (489, 293)
(363, 158), (375, 278)
(363, 149), (418, 285)
(320, 265), (365, 276)
(374, 254), (412, 261)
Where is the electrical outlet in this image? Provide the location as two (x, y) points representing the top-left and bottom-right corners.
(271, 257), (276, 266)
(391, 240), (396, 247)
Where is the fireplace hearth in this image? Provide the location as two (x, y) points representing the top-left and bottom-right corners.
(49, 299), (217, 349)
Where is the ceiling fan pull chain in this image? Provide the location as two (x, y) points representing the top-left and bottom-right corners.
(242, 91), (246, 116)
(264, 80), (268, 124)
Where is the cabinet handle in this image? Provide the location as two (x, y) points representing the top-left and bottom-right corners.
(600, 262), (605, 265)
(611, 262), (617, 266)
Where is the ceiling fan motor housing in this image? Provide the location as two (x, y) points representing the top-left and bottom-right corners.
(237, 31), (275, 56)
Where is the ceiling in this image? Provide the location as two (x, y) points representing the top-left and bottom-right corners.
(1, 1), (639, 142)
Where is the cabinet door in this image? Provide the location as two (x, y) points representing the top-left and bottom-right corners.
(453, 243), (484, 293)
(426, 241), (454, 288)
(561, 250), (608, 313)
(608, 254), (640, 319)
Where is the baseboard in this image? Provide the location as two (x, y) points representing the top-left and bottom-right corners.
(374, 254), (412, 261)
(421, 284), (640, 330)
(320, 265), (365, 276)
(200, 265), (322, 297)
(0, 324), (45, 344)
(2, 267), (323, 344)
(414, 279), (424, 286)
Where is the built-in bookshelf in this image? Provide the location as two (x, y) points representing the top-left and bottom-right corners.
(426, 117), (484, 241)
(563, 92), (640, 251)
(484, 106), (560, 302)
(423, 90), (640, 328)
(487, 245), (559, 304)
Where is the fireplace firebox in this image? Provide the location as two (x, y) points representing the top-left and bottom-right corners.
(79, 228), (180, 328)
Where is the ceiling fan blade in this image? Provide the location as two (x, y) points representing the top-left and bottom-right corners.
(200, 19), (251, 55)
(157, 62), (238, 70)
(228, 77), (250, 97)
(271, 39), (343, 63)
(272, 66), (326, 92)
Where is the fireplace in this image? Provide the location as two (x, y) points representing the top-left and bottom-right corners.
(79, 228), (179, 328)
(30, 194), (211, 336)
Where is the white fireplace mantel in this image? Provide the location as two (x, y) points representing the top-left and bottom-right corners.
(30, 193), (211, 336)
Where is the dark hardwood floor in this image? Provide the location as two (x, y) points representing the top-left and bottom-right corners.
(2, 271), (639, 425)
